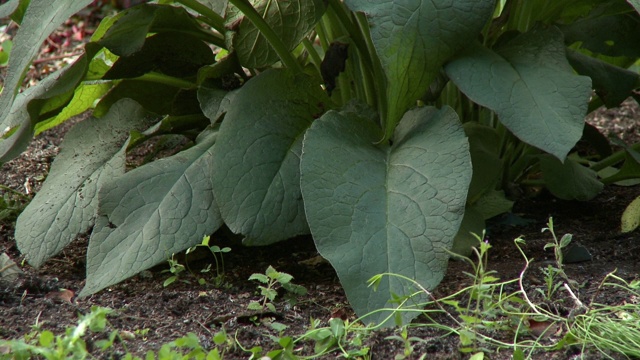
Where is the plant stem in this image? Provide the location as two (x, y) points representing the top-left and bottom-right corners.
(301, 37), (322, 74)
(175, 0), (226, 34)
(133, 72), (196, 89)
(227, 0), (304, 74)
(591, 142), (640, 172)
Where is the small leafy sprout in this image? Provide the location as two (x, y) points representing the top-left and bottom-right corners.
(385, 325), (426, 359)
(540, 217), (576, 297)
(204, 235), (232, 286)
(542, 217), (572, 271)
(248, 265), (307, 312)
(163, 235), (231, 288)
(162, 253), (187, 287)
(0, 185), (30, 223)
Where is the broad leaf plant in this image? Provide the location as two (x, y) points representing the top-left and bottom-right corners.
(1, 0), (639, 325)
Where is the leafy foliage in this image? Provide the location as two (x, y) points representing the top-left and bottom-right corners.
(1, 0), (639, 323)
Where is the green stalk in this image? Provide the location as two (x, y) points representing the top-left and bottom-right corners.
(227, 0), (304, 74)
(591, 142), (640, 172)
(175, 0), (226, 34)
(301, 37), (322, 74)
(354, 12), (387, 129)
(134, 72), (195, 89)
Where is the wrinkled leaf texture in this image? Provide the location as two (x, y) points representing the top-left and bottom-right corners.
(301, 106), (471, 325)
(16, 99), (156, 268)
(344, 0), (495, 142)
(446, 27), (592, 161)
(81, 128), (222, 296)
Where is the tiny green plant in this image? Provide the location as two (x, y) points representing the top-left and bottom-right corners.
(163, 235), (231, 287)
(247, 266), (307, 312)
(162, 253), (187, 287)
(384, 325), (427, 360)
(0, 185), (30, 224)
(193, 235), (231, 288)
(538, 217), (575, 300)
(0, 306), (118, 359)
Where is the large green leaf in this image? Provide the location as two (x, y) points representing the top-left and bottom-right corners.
(566, 49), (640, 108)
(0, 42), (103, 163)
(15, 99), (156, 268)
(344, 0), (495, 141)
(80, 129), (222, 297)
(99, 4), (213, 56)
(445, 27), (592, 160)
(301, 106), (471, 325)
(212, 69), (328, 245)
(226, 0), (326, 68)
(0, 0), (93, 131)
(540, 155), (603, 201)
(560, 12), (640, 58)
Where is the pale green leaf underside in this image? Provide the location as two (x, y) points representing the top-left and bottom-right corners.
(301, 106), (471, 325)
(344, 0), (495, 139)
(15, 99), (155, 268)
(81, 130), (222, 297)
(212, 69), (328, 245)
(445, 27), (592, 160)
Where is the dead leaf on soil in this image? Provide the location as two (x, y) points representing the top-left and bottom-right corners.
(527, 318), (561, 338)
(45, 288), (75, 304)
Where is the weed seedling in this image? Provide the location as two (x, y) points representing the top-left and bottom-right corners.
(247, 266), (307, 312)
(162, 254), (187, 287)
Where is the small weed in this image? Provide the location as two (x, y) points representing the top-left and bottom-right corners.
(385, 325), (427, 359)
(247, 265), (307, 312)
(189, 235), (231, 288)
(163, 235), (231, 288)
(0, 185), (30, 224)
(162, 253), (187, 287)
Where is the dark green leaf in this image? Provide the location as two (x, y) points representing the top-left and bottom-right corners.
(226, 0), (326, 68)
(540, 155), (603, 201)
(212, 69), (329, 245)
(344, 0), (495, 141)
(301, 106), (471, 325)
(104, 33), (215, 79)
(80, 129), (222, 296)
(99, 4), (210, 56)
(567, 49), (640, 108)
(16, 99), (156, 268)
(446, 28), (592, 160)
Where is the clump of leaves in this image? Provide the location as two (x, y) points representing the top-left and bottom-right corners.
(1, 0), (639, 325)
(248, 266), (307, 312)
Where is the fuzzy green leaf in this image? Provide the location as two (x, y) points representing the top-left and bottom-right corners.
(226, 0), (326, 68)
(212, 69), (328, 245)
(446, 27), (592, 160)
(344, 0), (495, 141)
(301, 106), (471, 325)
(80, 129), (222, 297)
(16, 99), (156, 268)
